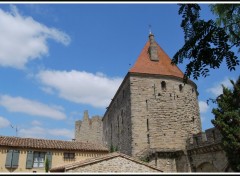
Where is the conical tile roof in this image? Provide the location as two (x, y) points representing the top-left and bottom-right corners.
(129, 34), (184, 78)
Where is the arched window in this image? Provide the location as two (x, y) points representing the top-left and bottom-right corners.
(161, 81), (166, 90)
(179, 84), (183, 92)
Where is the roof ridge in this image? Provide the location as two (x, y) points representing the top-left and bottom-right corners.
(50, 151), (162, 172)
(0, 135), (108, 152)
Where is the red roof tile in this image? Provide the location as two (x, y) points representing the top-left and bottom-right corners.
(129, 35), (184, 78)
(0, 135), (108, 152)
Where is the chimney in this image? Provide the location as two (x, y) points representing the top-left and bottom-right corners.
(148, 33), (159, 61)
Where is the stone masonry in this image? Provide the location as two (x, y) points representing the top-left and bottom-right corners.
(66, 153), (162, 173)
(75, 110), (103, 145)
(186, 127), (232, 172)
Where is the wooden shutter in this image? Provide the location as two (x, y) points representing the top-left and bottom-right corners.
(46, 152), (52, 168)
(11, 150), (20, 168)
(5, 150), (13, 168)
(26, 151), (34, 169)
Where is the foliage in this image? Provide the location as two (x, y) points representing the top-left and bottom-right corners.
(210, 4), (240, 48)
(140, 156), (150, 163)
(110, 144), (119, 153)
(211, 76), (240, 171)
(172, 4), (239, 82)
(45, 157), (49, 173)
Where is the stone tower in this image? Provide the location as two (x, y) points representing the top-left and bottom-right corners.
(102, 33), (202, 172)
(75, 110), (103, 145)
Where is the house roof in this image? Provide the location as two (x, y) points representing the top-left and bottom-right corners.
(0, 135), (108, 152)
(50, 152), (163, 172)
(129, 34), (184, 78)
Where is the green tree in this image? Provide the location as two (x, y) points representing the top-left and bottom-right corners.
(211, 76), (240, 171)
(210, 4), (240, 46)
(45, 157), (49, 173)
(172, 4), (239, 81)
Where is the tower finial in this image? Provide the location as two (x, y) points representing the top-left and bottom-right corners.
(149, 24), (152, 35)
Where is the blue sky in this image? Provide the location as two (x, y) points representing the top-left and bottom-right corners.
(0, 3), (239, 141)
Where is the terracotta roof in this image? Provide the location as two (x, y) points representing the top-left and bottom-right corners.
(129, 34), (184, 78)
(0, 135), (108, 152)
(50, 152), (163, 172)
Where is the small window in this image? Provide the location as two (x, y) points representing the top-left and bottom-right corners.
(192, 116), (195, 122)
(147, 134), (150, 144)
(161, 81), (166, 90)
(121, 110), (124, 125)
(33, 152), (45, 168)
(117, 116), (119, 129)
(179, 84), (183, 92)
(147, 119), (149, 131)
(192, 88), (195, 93)
(64, 152), (75, 160)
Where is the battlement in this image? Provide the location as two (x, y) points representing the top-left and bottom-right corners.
(187, 127), (222, 150)
(75, 110), (103, 145)
(91, 115), (102, 122)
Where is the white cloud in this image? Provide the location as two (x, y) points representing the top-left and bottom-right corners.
(48, 129), (74, 139)
(200, 116), (206, 123)
(31, 120), (42, 126)
(207, 77), (235, 97)
(0, 116), (10, 128)
(0, 5), (70, 69)
(37, 70), (123, 108)
(41, 86), (54, 94)
(19, 126), (74, 140)
(199, 101), (209, 113)
(0, 95), (66, 120)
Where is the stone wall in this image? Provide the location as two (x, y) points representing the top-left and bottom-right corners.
(102, 75), (132, 155)
(75, 111), (103, 145)
(129, 73), (201, 172)
(130, 74), (201, 156)
(188, 145), (228, 172)
(67, 156), (161, 173)
(102, 72), (202, 172)
(186, 127), (230, 172)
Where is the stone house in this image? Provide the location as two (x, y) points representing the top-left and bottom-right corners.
(0, 135), (108, 173)
(50, 152), (163, 173)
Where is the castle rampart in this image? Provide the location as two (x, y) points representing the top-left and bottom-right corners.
(75, 110), (103, 145)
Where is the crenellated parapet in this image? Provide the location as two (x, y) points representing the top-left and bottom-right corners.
(187, 127), (222, 153)
(75, 110), (103, 145)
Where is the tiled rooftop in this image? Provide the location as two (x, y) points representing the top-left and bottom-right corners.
(50, 152), (163, 172)
(0, 135), (108, 152)
(129, 35), (184, 78)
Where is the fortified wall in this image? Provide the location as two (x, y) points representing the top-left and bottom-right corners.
(75, 110), (103, 145)
(186, 127), (231, 172)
